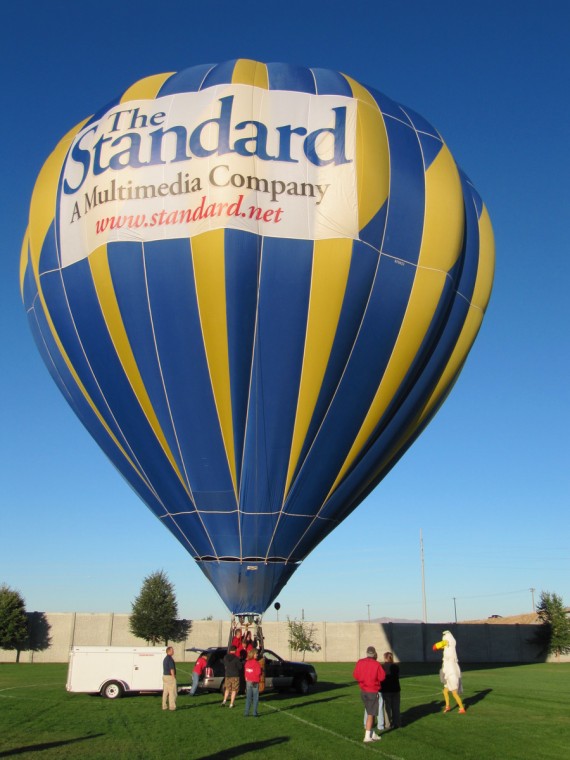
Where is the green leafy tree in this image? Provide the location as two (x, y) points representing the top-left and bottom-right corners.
(287, 617), (321, 661)
(0, 584), (29, 662)
(533, 591), (570, 658)
(129, 571), (190, 645)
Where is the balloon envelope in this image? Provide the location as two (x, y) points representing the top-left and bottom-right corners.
(21, 60), (494, 613)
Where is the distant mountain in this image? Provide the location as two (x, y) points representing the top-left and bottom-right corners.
(359, 617), (423, 624)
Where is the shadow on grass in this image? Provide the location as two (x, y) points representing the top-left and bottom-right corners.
(400, 688), (493, 726)
(313, 681), (354, 692)
(196, 736), (289, 758)
(0, 734), (104, 757)
(401, 699), (442, 726)
(464, 688), (493, 708)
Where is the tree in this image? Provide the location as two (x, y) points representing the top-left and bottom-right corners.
(0, 584), (29, 662)
(532, 591), (570, 659)
(129, 571), (190, 645)
(287, 617), (321, 661)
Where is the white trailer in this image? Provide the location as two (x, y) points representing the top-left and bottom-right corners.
(66, 646), (177, 699)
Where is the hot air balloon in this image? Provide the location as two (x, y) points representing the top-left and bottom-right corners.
(20, 59), (494, 616)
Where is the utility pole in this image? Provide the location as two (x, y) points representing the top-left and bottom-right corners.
(453, 597), (457, 623)
(367, 604), (371, 623)
(420, 529), (427, 623)
(530, 588), (536, 613)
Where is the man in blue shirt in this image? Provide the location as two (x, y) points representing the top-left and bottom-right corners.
(162, 646), (177, 711)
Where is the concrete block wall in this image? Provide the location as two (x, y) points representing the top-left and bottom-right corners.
(1, 613), (566, 664)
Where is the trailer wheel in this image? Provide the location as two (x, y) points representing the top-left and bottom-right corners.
(101, 680), (124, 699)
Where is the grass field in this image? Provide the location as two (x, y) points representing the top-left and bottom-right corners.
(1, 661), (569, 759)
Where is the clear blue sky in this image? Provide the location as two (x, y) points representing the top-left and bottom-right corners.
(1, 0), (568, 625)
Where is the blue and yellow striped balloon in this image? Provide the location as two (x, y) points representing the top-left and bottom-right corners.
(20, 60), (494, 613)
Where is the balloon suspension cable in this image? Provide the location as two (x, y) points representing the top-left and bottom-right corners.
(229, 612), (264, 653)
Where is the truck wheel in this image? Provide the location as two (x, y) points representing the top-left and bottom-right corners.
(294, 676), (310, 695)
(219, 678), (226, 694)
(101, 680), (124, 699)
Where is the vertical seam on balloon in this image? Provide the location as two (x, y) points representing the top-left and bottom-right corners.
(184, 236), (224, 562)
(238, 75), (273, 563)
(191, 231), (238, 499)
(141, 242), (223, 559)
(198, 64), (218, 91)
(283, 240), (317, 493)
(234, 76), (258, 562)
(263, 241), (315, 562)
(238, 234), (267, 562)
(89, 246), (194, 500)
(140, 242), (194, 496)
(264, 87), (319, 559)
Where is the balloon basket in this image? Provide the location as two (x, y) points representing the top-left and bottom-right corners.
(229, 613), (264, 652)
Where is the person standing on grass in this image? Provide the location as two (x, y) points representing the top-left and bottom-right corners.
(190, 651), (208, 696)
(221, 645), (243, 708)
(353, 646), (386, 742)
(362, 678), (385, 734)
(162, 646), (177, 711)
(243, 648), (262, 717)
(433, 630), (466, 714)
(382, 651), (401, 728)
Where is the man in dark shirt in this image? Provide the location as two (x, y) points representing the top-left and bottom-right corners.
(221, 645), (243, 707)
(162, 646), (177, 711)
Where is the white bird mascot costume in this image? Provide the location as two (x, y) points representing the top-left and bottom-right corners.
(432, 630), (466, 714)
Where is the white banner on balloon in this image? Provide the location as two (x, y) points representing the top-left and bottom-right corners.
(58, 85), (359, 268)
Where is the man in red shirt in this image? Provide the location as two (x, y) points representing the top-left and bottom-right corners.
(243, 649), (262, 717)
(353, 646), (386, 742)
(190, 652), (207, 695)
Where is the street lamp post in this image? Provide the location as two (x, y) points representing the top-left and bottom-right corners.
(453, 597), (457, 623)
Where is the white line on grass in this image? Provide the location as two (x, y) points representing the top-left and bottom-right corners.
(0, 682), (66, 700)
(262, 702), (406, 760)
(0, 682), (61, 693)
